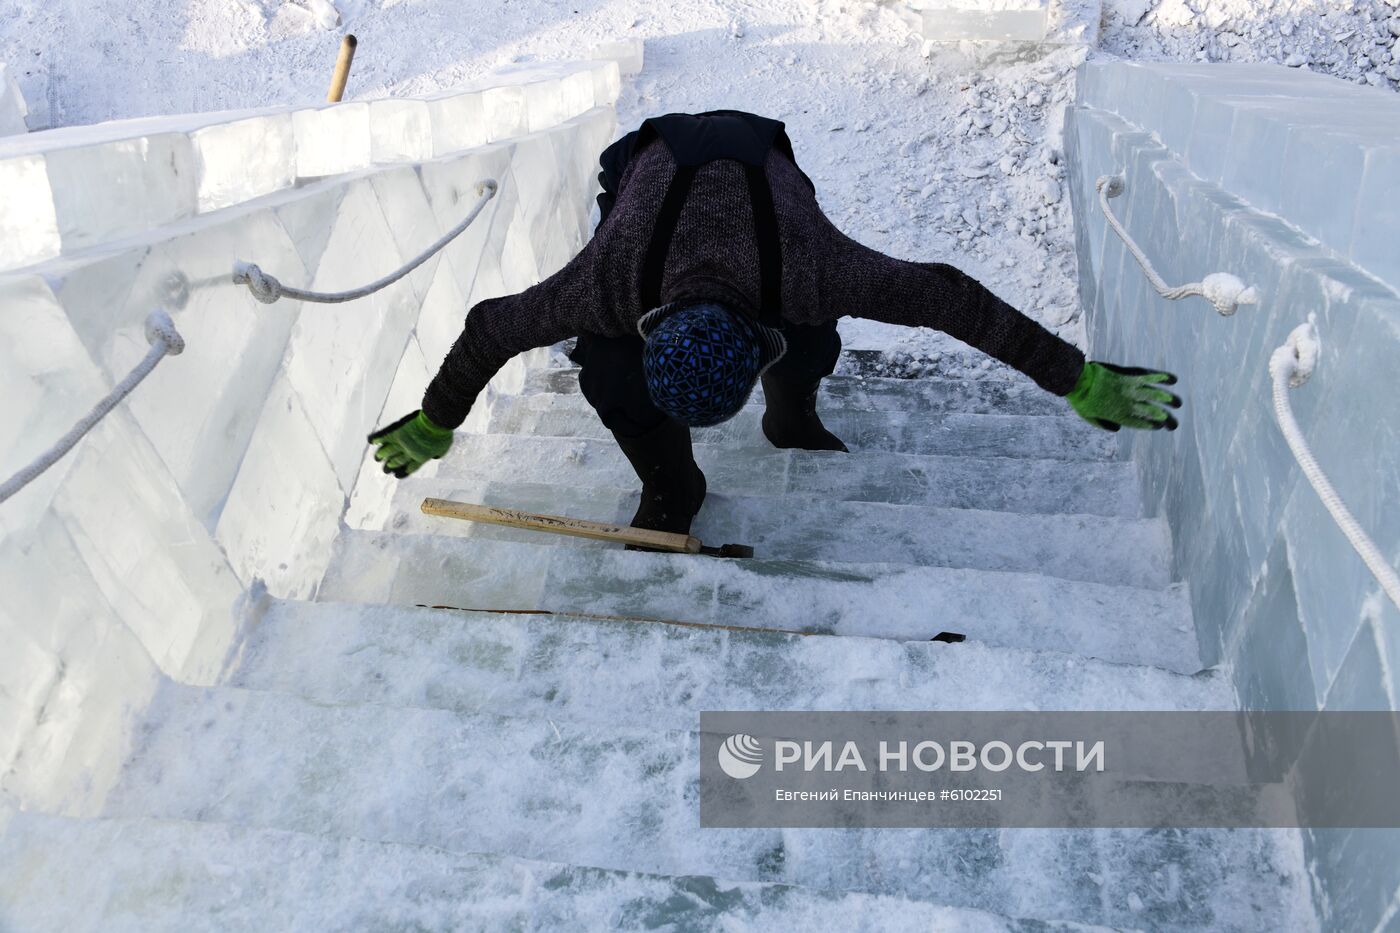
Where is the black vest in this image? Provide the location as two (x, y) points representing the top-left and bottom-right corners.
(596, 110), (814, 328)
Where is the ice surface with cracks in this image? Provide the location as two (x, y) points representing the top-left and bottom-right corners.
(0, 806), (1127, 932)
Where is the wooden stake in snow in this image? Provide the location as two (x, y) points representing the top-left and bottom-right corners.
(326, 34), (358, 103)
(420, 498), (754, 558)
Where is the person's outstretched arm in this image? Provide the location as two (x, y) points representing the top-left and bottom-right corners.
(368, 241), (599, 477)
(423, 241), (598, 427)
(819, 225), (1085, 395)
(816, 226), (1181, 431)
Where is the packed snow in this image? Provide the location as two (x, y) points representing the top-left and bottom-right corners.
(1103, 0), (1400, 88)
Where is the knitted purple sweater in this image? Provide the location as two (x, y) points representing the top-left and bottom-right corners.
(422, 138), (1085, 428)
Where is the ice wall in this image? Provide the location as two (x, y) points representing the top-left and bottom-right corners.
(905, 0), (1099, 45)
(0, 71), (617, 814)
(0, 64), (27, 136)
(1067, 60), (1399, 933)
(916, 1), (1051, 43)
(0, 60), (619, 273)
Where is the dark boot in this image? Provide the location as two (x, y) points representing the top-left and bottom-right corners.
(614, 419), (707, 545)
(760, 373), (848, 452)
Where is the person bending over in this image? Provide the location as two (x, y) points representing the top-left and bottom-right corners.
(370, 109), (1179, 538)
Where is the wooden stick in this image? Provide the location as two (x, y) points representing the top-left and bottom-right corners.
(326, 35), (358, 103)
(419, 605), (964, 644)
(418, 604), (815, 638)
(421, 497), (704, 554)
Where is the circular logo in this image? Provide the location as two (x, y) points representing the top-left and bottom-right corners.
(718, 733), (763, 779)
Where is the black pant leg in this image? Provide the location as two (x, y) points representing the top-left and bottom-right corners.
(571, 331), (706, 537)
(764, 319), (842, 391)
(571, 331), (670, 439)
(759, 320), (847, 451)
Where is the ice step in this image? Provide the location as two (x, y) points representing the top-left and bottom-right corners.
(486, 393), (1117, 461)
(522, 366), (1075, 416)
(0, 810), (1089, 933)
(233, 600), (1233, 725)
(320, 531), (1203, 673)
(434, 434), (1143, 517)
(101, 683), (1311, 931)
(386, 477), (1172, 587)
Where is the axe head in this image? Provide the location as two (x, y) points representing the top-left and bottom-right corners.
(700, 543), (755, 559)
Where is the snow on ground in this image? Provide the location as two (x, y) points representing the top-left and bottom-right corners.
(0, 0), (1392, 375)
(1102, 0), (1400, 89)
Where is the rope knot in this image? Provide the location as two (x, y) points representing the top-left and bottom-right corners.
(1096, 174), (1125, 198)
(233, 261), (285, 304)
(1200, 272), (1260, 317)
(1098, 172), (1257, 316)
(143, 309), (186, 356)
(1269, 315), (1320, 389)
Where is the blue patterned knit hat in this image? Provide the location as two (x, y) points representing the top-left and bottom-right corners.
(640, 303), (776, 427)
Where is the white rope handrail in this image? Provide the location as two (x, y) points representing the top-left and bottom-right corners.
(233, 179), (499, 304)
(1270, 317), (1400, 611)
(1096, 174), (1259, 316)
(0, 310), (186, 505)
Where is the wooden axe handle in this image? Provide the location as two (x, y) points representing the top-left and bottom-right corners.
(326, 35), (358, 103)
(420, 498), (703, 554)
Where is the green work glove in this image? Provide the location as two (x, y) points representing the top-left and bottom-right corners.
(368, 410), (453, 478)
(1067, 362), (1182, 432)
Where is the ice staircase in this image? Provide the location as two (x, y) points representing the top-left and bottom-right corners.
(0, 45), (1324, 932)
(2, 353), (1318, 930)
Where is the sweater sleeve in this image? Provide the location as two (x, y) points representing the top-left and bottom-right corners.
(421, 242), (598, 429)
(818, 227), (1085, 396)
